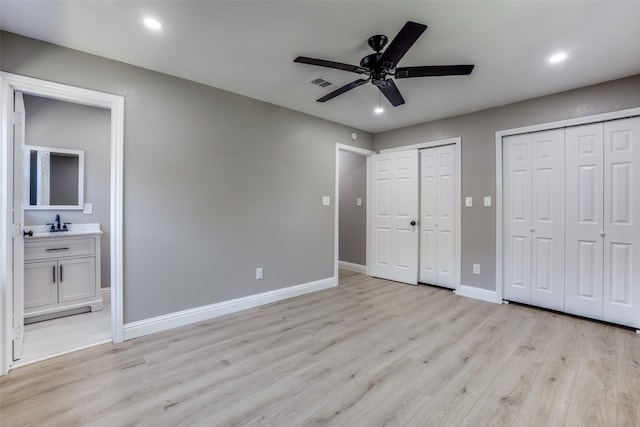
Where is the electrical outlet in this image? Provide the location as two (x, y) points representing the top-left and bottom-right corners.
(256, 267), (263, 280)
(83, 203), (93, 214)
(322, 196), (330, 206)
(465, 197), (473, 207)
(484, 196), (492, 207)
(357, 198), (362, 206)
(473, 264), (480, 275)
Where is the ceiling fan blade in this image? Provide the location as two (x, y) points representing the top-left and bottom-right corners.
(294, 56), (369, 75)
(378, 80), (405, 107)
(317, 78), (369, 102)
(395, 65), (475, 79)
(379, 21), (427, 69)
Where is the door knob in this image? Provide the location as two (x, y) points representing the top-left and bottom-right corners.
(23, 230), (33, 237)
(410, 220), (417, 226)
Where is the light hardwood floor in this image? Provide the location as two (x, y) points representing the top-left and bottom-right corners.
(1, 270), (639, 426)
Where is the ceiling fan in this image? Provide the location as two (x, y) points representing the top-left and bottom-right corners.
(294, 21), (474, 107)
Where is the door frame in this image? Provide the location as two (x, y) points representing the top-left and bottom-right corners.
(494, 106), (640, 304)
(335, 144), (374, 279)
(0, 72), (125, 375)
(379, 137), (462, 291)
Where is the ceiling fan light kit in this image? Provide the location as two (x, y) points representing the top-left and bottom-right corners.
(294, 21), (474, 108)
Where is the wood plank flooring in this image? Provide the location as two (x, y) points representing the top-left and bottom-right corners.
(1, 270), (639, 426)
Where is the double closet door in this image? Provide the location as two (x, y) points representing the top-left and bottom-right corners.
(504, 116), (640, 329)
(503, 129), (565, 311)
(370, 145), (457, 289)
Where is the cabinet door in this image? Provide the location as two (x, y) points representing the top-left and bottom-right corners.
(24, 260), (58, 309)
(603, 117), (640, 328)
(565, 123), (604, 319)
(58, 257), (96, 302)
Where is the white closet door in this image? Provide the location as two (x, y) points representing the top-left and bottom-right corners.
(530, 129), (565, 310)
(419, 145), (456, 288)
(420, 149), (438, 284)
(503, 130), (564, 309)
(370, 150), (419, 284)
(602, 117), (640, 328)
(503, 134), (532, 304)
(565, 124), (604, 319)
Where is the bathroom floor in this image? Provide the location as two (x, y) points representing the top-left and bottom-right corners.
(16, 303), (111, 366)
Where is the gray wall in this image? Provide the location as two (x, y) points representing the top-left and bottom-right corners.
(23, 95), (111, 288)
(1, 32), (374, 322)
(338, 150), (366, 266)
(375, 74), (640, 291)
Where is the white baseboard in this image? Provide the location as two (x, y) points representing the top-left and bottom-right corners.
(338, 261), (366, 274)
(101, 287), (111, 304)
(455, 284), (501, 304)
(123, 276), (337, 341)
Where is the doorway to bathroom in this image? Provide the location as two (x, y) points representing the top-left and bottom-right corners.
(0, 72), (124, 375)
(18, 93), (111, 365)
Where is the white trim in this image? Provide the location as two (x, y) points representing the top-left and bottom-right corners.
(338, 261), (366, 274)
(101, 287), (111, 304)
(0, 72), (124, 375)
(123, 277), (337, 340)
(495, 107), (640, 306)
(379, 137), (461, 153)
(335, 143), (374, 281)
(455, 284), (501, 304)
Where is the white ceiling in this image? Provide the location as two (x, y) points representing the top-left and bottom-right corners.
(2, 1), (640, 133)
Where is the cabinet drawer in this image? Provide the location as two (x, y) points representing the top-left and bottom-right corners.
(25, 237), (96, 261)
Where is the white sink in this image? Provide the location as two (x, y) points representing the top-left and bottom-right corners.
(25, 223), (102, 238)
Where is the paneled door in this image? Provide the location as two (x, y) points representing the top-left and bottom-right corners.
(370, 150), (419, 284)
(503, 129), (565, 310)
(420, 145), (456, 288)
(12, 91), (26, 361)
(565, 123), (604, 319)
(602, 117), (640, 328)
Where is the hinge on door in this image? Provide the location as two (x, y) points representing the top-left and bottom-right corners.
(12, 112), (23, 125)
(11, 223), (21, 238)
(12, 325), (22, 340)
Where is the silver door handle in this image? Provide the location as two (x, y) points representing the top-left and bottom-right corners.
(600, 231), (605, 237)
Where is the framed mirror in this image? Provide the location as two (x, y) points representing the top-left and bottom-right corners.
(23, 145), (84, 210)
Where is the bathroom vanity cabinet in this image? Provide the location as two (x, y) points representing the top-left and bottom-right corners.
(24, 230), (102, 319)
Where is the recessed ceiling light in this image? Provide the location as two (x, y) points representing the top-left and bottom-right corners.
(549, 52), (567, 64)
(374, 106), (384, 114)
(144, 17), (162, 30)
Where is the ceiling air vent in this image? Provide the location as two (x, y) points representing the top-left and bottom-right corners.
(308, 77), (333, 88)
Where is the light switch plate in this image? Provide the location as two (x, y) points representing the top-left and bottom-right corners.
(484, 196), (492, 207)
(473, 264), (480, 274)
(83, 203), (93, 214)
(256, 267), (263, 280)
(465, 197), (473, 207)
(357, 198), (362, 206)
(323, 196), (330, 206)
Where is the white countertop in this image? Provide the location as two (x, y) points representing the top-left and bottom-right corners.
(26, 223), (102, 238)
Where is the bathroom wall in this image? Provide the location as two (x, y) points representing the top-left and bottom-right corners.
(338, 150), (366, 266)
(1, 31), (374, 323)
(23, 94), (111, 288)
